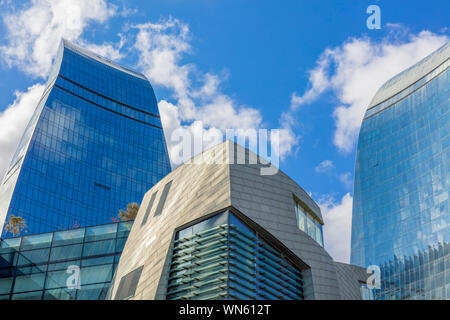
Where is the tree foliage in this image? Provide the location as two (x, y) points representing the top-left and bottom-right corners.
(5, 215), (27, 237)
(118, 202), (140, 221)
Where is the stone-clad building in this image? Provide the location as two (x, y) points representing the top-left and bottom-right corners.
(109, 141), (368, 300)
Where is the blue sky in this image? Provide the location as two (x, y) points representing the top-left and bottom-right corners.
(0, 0), (449, 262)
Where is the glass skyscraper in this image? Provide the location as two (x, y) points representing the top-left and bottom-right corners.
(351, 42), (450, 299)
(0, 39), (170, 236)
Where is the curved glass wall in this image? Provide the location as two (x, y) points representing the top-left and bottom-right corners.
(166, 211), (304, 300)
(0, 40), (170, 235)
(351, 60), (450, 299)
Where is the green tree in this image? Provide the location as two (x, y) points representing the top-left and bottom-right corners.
(5, 215), (27, 237)
(118, 202), (140, 221)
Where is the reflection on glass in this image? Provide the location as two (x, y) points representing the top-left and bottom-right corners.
(53, 229), (85, 246)
(21, 234), (53, 251)
(0, 221), (132, 300)
(167, 211), (304, 300)
(294, 200), (324, 246)
(0, 40), (171, 236)
(351, 54), (450, 299)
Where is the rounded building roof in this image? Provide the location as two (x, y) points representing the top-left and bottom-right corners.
(62, 38), (147, 80)
(367, 41), (450, 110)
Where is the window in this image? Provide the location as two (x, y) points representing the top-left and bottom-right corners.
(140, 191), (158, 226)
(114, 266), (144, 300)
(294, 198), (323, 246)
(85, 224), (117, 242)
(360, 283), (375, 300)
(153, 181), (172, 217)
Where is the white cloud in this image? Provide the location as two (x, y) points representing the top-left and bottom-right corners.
(132, 18), (297, 164)
(338, 172), (353, 189)
(0, 84), (45, 178)
(292, 30), (448, 153)
(314, 160), (353, 190)
(315, 160), (334, 173)
(319, 193), (353, 263)
(290, 56), (330, 110)
(0, 0), (121, 179)
(0, 0), (118, 78)
(0, 5), (298, 174)
(80, 41), (124, 61)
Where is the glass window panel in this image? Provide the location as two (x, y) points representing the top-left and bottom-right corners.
(194, 212), (228, 235)
(11, 291), (43, 300)
(17, 248), (50, 266)
(82, 239), (115, 257)
(76, 283), (110, 300)
(306, 214), (316, 240)
(0, 278), (13, 295)
(0, 266), (14, 278)
(177, 227), (193, 240)
(45, 269), (73, 289)
(81, 255), (114, 267)
(118, 221), (133, 237)
(21, 233), (53, 250)
(296, 205), (306, 232)
(316, 223), (323, 247)
(80, 264), (113, 285)
(15, 264), (47, 275)
(13, 273), (46, 293)
(85, 224), (117, 242)
(53, 228), (85, 246)
(48, 260), (80, 271)
(229, 213), (254, 237)
(43, 288), (76, 300)
(50, 244), (82, 262)
(116, 237), (127, 252)
(0, 252), (16, 267)
(0, 238), (21, 253)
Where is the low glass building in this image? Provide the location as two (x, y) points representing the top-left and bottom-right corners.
(0, 220), (132, 300)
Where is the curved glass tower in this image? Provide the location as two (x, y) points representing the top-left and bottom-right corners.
(0, 39), (171, 236)
(351, 42), (450, 299)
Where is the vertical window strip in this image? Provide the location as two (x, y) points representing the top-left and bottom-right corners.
(153, 181), (172, 217)
(140, 191), (158, 226)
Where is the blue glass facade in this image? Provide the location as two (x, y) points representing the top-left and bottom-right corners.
(166, 211), (304, 300)
(0, 220), (132, 300)
(0, 40), (170, 236)
(351, 46), (450, 299)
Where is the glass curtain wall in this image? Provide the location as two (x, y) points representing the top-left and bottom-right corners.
(0, 40), (170, 236)
(0, 221), (132, 300)
(166, 211), (304, 300)
(351, 55), (450, 299)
